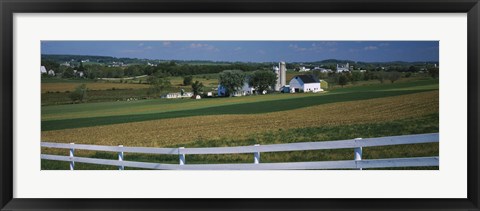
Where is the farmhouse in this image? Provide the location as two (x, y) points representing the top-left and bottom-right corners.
(40, 66), (47, 74)
(218, 81), (256, 97)
(314, 67), (332, 73)
(299, 66), (311, 72)
(336, 63), (350, 73)
(289, 75), (323, 93)
(48, 69), (55, 76)
(161, 92), (193, 99)
(76, 71), (84, 77)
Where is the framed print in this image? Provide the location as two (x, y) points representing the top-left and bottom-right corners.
(1, 0), (479, 210)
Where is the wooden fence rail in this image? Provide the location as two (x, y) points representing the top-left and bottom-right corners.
(41, 133), (439, 170)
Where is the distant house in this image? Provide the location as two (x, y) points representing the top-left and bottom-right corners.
(161, 92), (193, 99)
(314, 67), (332, 73)
(48, 69), (55, 76)
(289, 75), (323, 93)
(299, 66), (311, 72)
(60, 62), (71, 67)
(336, 63), (350, 73)
(76, 71), (84, 77)
(40, 66), (47, 74)
(218, 80), (257, 97)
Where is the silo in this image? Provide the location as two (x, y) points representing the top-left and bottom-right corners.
(280, 61), (286, 87)
(273, 65), (281, 91)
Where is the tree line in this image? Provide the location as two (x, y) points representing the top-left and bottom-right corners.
(41, 60), (272, 79)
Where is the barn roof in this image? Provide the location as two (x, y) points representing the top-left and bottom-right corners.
(294, 75), (320, 84)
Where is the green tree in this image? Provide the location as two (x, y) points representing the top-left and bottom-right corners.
(387, 71), (401, 83)
(77, 62), (85, 72)
(191, 80), (204, 96)
(249, 70), (276, 94)
(338, 74), (348, 87)
(147, 72), (171, 97)
(428, 67), (439, 78)
(41, 60), (60, 72)
(218, 70), (245, 96)
(62, 68), (75, 78)
(363, 71), (375, 81)
(69, 84), (87, 103)
(351, 71), (363, 84)
(376, 71), (386, 84)
(408, 65), (417, 72)
(183, 75), (193, 86)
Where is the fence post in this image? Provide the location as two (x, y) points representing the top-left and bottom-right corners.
(254, 144), (260, 164)
(118, 145), (124, 170)
(354, 138), (362, 170)
(69, 143), (75, 170)
(179, 147), (185, 165)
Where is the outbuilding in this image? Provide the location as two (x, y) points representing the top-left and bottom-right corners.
(289, 75), (323, 93)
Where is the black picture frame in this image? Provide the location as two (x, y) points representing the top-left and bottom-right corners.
(1, 0), (479, 210)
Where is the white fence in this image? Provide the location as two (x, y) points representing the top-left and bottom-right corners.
(41, 133), (439, 170)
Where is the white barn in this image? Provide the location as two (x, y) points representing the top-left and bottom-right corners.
(289, 75), (323, 93)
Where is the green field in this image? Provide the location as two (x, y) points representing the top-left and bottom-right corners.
(41, 75), (220, 105)
(42, 78), (438, 131)
(41, 77), (439, 170)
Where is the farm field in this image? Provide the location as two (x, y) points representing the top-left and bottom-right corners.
(41, 77), (439, 170)
(42, 82), (149, 93)
(41, 75), (220, 105)
(41, 78), (438, 130)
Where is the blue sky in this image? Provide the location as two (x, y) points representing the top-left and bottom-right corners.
(41, 41), (439, 63)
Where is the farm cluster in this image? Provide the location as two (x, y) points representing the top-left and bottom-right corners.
(159, 61), (328, 99)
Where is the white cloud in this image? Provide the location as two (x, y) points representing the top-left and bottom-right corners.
(289, 44), (308, 52)
(120, 49), (143, 54)
(187, 43), (220, 52)
(190, 43), (207, 48)
(364, 46), (378, 51)
(290, 43), (327, 52)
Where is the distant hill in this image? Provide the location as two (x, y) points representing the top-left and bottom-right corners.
(41, 54), (438, 70)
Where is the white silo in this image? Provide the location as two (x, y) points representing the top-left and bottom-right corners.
(280, 61), (286, 87)
(273, 65), (281, 91)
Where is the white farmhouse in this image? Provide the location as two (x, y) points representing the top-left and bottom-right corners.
(48, 69), (55, 76)
(336, 63), (350, 73)
(76, 71), (85, 77)
(289, 75), (323, 93)
(40, 66), (47, 74)
(314, 67), (332, 73)
(299, 66), (311, 72)
(218, 81), (256, 97)
(161, 92), (193, 99)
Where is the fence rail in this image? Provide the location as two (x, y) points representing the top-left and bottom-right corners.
(41, 133), (439, 170)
